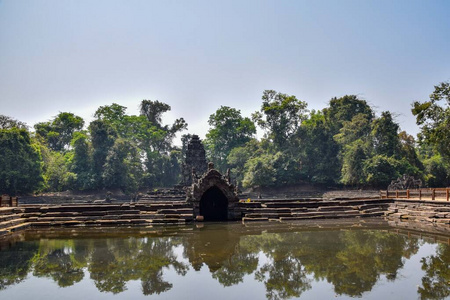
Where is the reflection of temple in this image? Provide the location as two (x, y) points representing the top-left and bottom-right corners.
(183, 225), (242, 272)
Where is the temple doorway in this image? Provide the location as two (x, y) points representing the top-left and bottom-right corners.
(199, 186), (228, 221)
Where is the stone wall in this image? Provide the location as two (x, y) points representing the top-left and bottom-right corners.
(385, 200), (450, 234)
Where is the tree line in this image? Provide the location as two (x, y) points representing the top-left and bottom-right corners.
(1, 82), (449, 195)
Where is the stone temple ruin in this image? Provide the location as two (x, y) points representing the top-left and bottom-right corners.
(187, 162), (240, 221)
(388, 174), (422, 190)
(181, 135), (207, 186)
(181, 135), (240, 221)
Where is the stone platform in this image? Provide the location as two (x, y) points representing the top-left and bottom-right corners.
(1, 197), (449, 237)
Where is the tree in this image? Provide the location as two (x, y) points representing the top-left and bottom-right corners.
(140, 100), (188, 152)
(69, 132), (93, 190)
(140, 100), (171, 128)
(94, 103), (127, 124)
(34, 112), (84, 152)
(324, 95), (374, 135)
(0, 115), (27, 129)
(412, 81), (450, 163)
(296, 110), (340, 184)
(371, 111), (401, 157)
(89, 120), (117, 188)
(40, 147), (75, 192)
(102, 139), (143, 194)
(0, 128), (43, 195)
(421, 154), (450, 187)
(363, 155), (403, 187)
(227, 139), (261, 187)
(242, 154), (276, 189)
(340, 140), (368, 186)
(252, 90), (308, 149)
(204, 106), (256, 171)
(398, 131), (423, 174)
(334, 113), (372, 186)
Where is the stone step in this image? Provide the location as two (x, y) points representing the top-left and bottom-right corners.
(0, 218), (27, 229)
(244, 213), (293, 218)
(241, 208), (300, 214)
(3, 222), (30, 233)
(163, 214), (193, 219)
(262, 202), (316, 208)
(435, 207), (450, 212)
(280, 211), (362, 220)
(31, 219), (154, 227)
(35, 213), (145, 222)
(358, 204), (390, 210)
(237, 202), (263, 208)
(292, 210), (360, 217)
(149, 218), (187, 224)
(0, 208), (16, 215)
(39, 205), (126, 213)
(136, 204), (191, 211)
(0, 213), (21, 223)
(434, 218), (450, 224)
(140, 214), (165, 220)
(317, 206), (355, 211)
(157, 208), (193, 214)
(435, 212), (449, 218)
(360, 211), (385, 217)
(360, 208), (387, 214)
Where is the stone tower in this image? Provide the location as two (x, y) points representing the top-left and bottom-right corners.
(182, 135), (207, 186)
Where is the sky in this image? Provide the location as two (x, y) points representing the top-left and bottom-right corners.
(1, 0), (449, 144)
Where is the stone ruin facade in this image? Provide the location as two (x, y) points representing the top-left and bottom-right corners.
(186, 163), (241, 221)
(181, 135), (207, 186)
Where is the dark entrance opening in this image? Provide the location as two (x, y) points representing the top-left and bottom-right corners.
(200, 186), (228, 221)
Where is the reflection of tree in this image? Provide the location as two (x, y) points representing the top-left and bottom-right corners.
(138, 238), (188, 295)
(212, 247), (259, 286)
(255, 256), (311, 300)
(243, 232), (313, 299)
(418, 243), (450, 300)
(0, 241), (38, 290)
(241, 229), (420, 298)
(89, 239), (128, 293)
(88, 236), (188, 295)
(32, 240), (88, 287)
(299, 231), (419, 297)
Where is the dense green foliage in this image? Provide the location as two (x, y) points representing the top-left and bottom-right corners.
(0, 128), (43, 195)
(1, 81), (450, 195)
(204, 106), (256, 172)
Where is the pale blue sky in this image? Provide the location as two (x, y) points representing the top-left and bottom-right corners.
(1, 0), (449, 141)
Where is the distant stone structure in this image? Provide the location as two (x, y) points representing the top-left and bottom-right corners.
(181, 135), (207, 186)
(388, 174), (422, 190)
(186, 162), (241, 221)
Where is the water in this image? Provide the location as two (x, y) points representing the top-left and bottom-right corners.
(0, 221), (449, 300)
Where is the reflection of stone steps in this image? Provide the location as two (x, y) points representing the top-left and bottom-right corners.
(240, 199), (390, 223)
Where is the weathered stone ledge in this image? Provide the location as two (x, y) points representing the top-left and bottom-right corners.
(1, 198), (449, 237)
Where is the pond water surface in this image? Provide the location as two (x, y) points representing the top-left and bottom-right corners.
(0, 221), (449, 300)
